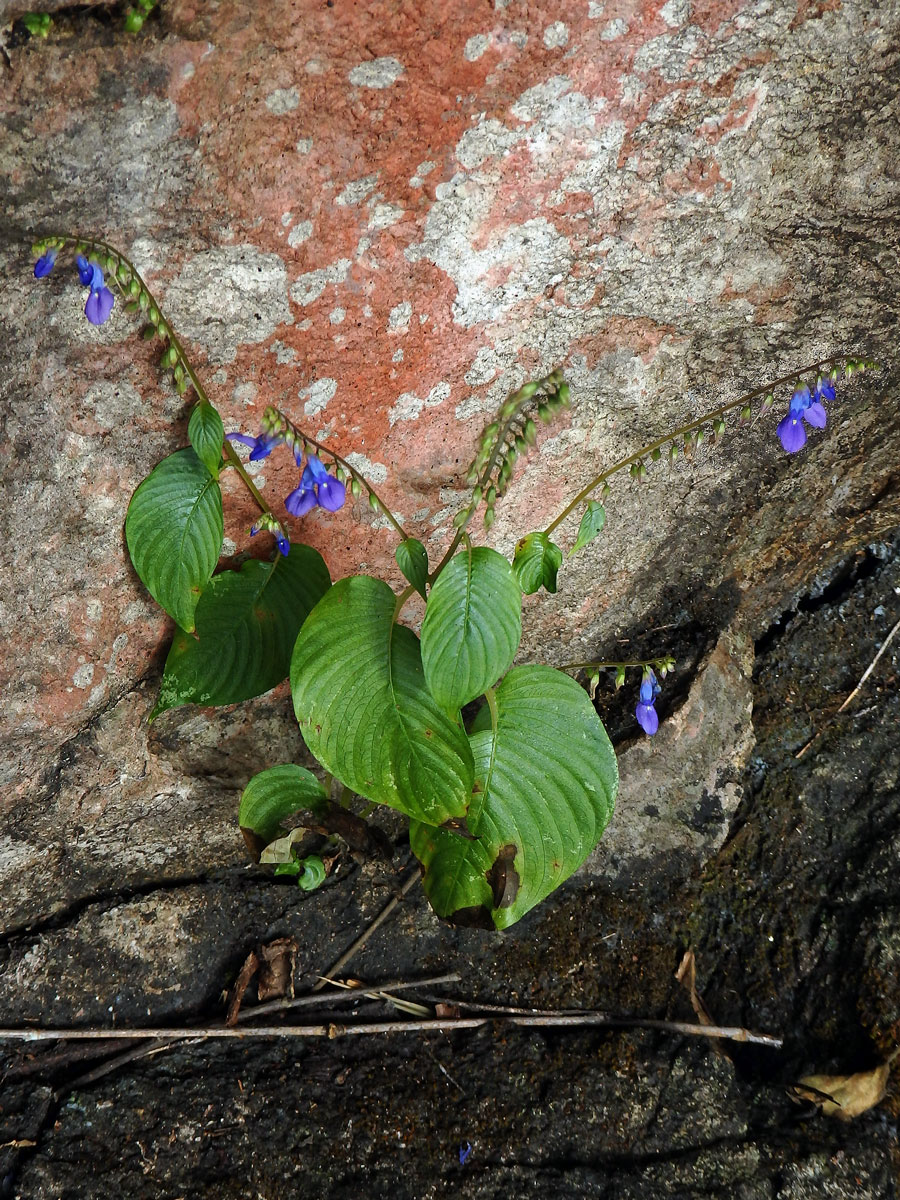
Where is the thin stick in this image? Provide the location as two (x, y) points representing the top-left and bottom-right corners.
(796, 612), (900, 759)
(836, 613), (900, 712)
(40, 974), (458, 1094)
(311, 867), (422, 992)
(0, 1014), (781, 1047)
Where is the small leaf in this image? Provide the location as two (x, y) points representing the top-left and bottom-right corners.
(411, 665), (618, 929)
(421, 547), (522, 712)
(188, 401), (224, 478)
(125, 448), (223, 632)
(512, 531), (563, 595)
(291, 576), (475, 826)
(396, 537), (429, 599)
(569, 501), (606, 557)
(150, 544), (331, 717)
(239, 764), (328, 845)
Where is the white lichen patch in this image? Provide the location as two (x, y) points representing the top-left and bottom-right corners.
(265, 88), (300, 114)
(288, 220), (313, 247)
(343, 452), (388, 484)
(543, 21), (569, 48)
(369, 202), (404, 229)
(410, 160), (437, 187)
(464, 33), (490, 61)
(456, 117), (519, 169)
(389, 381), (451, 425)
(601, 18), (629, 40)
(329, 307), (346, 324)
(290, 258), (351, 306)
(296, 137), (313, 154)
(163, 246), (293, 364)
(348, 57), (404, 88)
(388, 301), (412, 332)
(464, 346), (500, 386)
(336, 175), (378, 206)
(300, 378), (338, 417)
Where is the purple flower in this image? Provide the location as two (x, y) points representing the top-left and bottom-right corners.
(226, 431), (283, 461)
(286, 454), (346, 517)
(34, 248), (58, 278)
(81, 260), (115, 325)
(635, 668), (661, 737)
(459, 1142), (472, 1166)
(777, 383), (828, 454)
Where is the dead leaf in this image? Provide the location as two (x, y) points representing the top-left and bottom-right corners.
(435, 1003), (460, 1019)
(257, 937), (298, 1001)
(792, 1062), (891, 1120)
(486, 843), (519, 909)
(225, 951), (260, 1026)
(675, 949), (716, 1027)
(259, 827), (307, 864)
(284, 803), (393, 862)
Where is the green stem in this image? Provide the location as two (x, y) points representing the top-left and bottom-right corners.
(393, 583), (416, 625)
(561, 658), (671, 673)
(40, 232), (272, 519)
(543, 354), (847, 537)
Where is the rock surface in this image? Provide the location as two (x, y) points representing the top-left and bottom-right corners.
(1, 0), (899, 1194)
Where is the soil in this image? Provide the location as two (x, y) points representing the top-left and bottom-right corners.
(2, 532), (898, 1199)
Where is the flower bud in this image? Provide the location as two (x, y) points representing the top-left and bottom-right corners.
(740, 404), (751, 420)
(650, 447), (661, 462)
(695, 428), (705, 446)
(483, 506), (495, 529)
(762, 392), (774, 409)
(369, 494), (380, 512)
(524, 418), (537, 445)
(129, 277), (141, 298)
(515, 381), (539, 402)
(471, 485), (483, 505)
(538, 403), (551, 421)
(138, 290), (149, 311)
(350, 478), (361, 498)
(161, 346), (178, 368)
(514, 434), (527, 454)
(614, 666), (626, 690)
(669, 443), (679, 460)
(486, 485), (497, 505)
(714, 418), (726, 436)
(601, 482), (611, 499)
(452, 508), (470, 528)
(557, 382), (571, 406)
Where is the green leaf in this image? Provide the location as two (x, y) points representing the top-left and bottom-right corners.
(569, 501), (606, 557)
(188, 401), (224, 478)
(411, 665), (618, 930)
(239, 764), (327, 844)
(512, 531), (563, 595)
(125, 448), (223, 632)
(396, 537), (429, 599)
(291, 576), (474, 826)
(420, 547), (522, 712)
(150, 543), (331, 718)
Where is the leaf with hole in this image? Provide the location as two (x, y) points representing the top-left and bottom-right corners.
(125, 448), (223, 632)
(150, 543), (331, 718)
(512, 531), (563, 595)
(291, 576), (474, 826)
(420, 546), (522, 712)
(410, 665), (618, 929)
(396, 537), (429, 599)
(188, 400), (225, 478)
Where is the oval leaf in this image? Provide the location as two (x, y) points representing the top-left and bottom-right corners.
(239, 764), (328, 845)
(291, 576), (474, 826)
(420, 547), (522, 712)
(396, 537), (429, 599)
(188, 401), (225, 478)
(569, 501), (606, 557)
(150, 543), (331, 718)
(512, 531), (563, 595)
(411, 665), (618, 929)
(125, 448), (223, 632)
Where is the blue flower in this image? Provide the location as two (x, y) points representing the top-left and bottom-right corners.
(33, 248), (58, 278)
(250, 515), (290, 557)
(635, 668), (661, 736)
(777, 383), (828, 454)
(80, 259), (115, 325)
(458, 1143), (472, 1166)
(75, 254), (94, 286)
(285, 454), (346, 516)
(226, 431), (283, 461)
